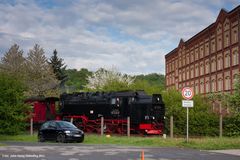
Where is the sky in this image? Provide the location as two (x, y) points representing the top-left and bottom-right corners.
(0, 0), (239, 75)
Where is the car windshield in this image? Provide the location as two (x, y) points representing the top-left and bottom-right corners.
(57, 121), (77, 129)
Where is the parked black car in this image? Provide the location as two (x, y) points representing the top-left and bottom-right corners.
(38, 120), (84, 143)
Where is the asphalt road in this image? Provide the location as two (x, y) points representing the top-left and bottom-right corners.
(0, 142), (239, 160)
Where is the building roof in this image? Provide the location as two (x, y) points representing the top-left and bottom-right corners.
(165, 5), (240, 59)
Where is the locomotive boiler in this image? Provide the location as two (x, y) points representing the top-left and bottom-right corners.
(59, 91), (165, 135)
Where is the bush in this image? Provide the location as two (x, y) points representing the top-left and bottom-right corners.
(223, 114), (240, 137)
(162, 89), (219, 136)
(0, 73), (30, 135)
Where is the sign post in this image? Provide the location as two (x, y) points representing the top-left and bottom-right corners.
(182, 87), (194, 143)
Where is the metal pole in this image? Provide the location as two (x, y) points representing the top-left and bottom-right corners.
(30, 118), (33, 136)
(186, 107), (189, 142)
(127, 117), (130, 137)
(219, 103), (223, 138)
(101, 116), (104, 136)
(170, 116), (173, 138)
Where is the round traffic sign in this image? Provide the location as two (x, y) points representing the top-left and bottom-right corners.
(182, 87), (194, 100)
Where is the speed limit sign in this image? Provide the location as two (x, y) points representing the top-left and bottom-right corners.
(182, 87), (194, 100)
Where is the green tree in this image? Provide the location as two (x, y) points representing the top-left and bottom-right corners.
(0, 72), (30, 135)
(65, 68), (92, 91)
(130, 79), (163, 95)
(223, 75), (240, 136)
(162, 89), (218, 136)
(135, 73), (165, 89)
(48, 49), (67, 81)
(25, 44), (59, 96)
(229, 75), (240, 113)
(0, 44), (26, 80)
(86, 67), (134, 92)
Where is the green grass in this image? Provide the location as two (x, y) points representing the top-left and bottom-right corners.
(0, 134), (37, 142)
(0, 134), (240, 150)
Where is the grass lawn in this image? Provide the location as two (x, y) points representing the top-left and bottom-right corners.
(0, 134), (240, 150)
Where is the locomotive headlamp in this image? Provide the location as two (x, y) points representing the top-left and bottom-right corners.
(157, 97), (160, 101)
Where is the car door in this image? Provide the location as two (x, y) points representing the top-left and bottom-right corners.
(40, 121), (51, 140)
(48, 121), (58, 140)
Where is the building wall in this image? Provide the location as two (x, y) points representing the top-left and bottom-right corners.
(165, 7), (240, 95)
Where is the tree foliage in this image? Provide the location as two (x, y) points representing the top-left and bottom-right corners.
(25, 44), (59, 96)
(65, 68), (92, 91)
(48, 49), (67, 81)
(0, 44), (26, 79)
(135, 73), (165, 89)
(0, 72), (30, 135)
(229, 75), (240, 113)
(130, 79), (163, 95)
(86, 67), (135, 92)
(162, 89), (218, 136)
(223, 75), (240, 136)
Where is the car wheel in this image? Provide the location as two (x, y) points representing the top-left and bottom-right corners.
(38, 134), (45, 142)
(57, 134), (66, 143)
(78, 136), (84, 143)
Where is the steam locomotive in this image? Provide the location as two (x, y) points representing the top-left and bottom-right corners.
(59, 91), (165, 135)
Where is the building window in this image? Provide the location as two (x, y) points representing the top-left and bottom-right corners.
(190, 66), (194, 79)
(186, 68), (189, 79)
(206, 81), (209, 93)
(217, 37), (222, 50)
(179, 84), (182, 90)
(217, 25), (222, 34)
(224, 53), (230, 68)
(224, 32), (230, 48)
(191, 52), (194, 63)
(200, 64), (204, 75)
(224, 20), (229, 31)
(232, 50), (239, 66)
(179, 71), (182, 82)
(205, 43), (209, 55)
(211, 59), (216, 72)
(179, 58), (182, 67)
(211, 40), (215, 53)
(211, 79), (216, 92)
(225, 76), (230, 90)
(182, 55), (185, 66)
(217, 78), (223, 91)
(172, 61), (175, 71)
(233, 74), (239, 85)
(186, 54), (189, 64)
(195, 83), (199, 94)
(195, 65), (199, 77)
(200, 82), (204, 93)
(182, 70), (185, 81)
(205, 61), (210, 74)
(200, 46), (204, 58)
(217, 56), (223, 70)
(195, 49), (199, 61)
(232, 27), (238, 44)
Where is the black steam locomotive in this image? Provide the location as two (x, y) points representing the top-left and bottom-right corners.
(59, 91), (165, 135)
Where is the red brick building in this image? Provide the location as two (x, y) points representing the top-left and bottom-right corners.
(165, 6), (240, 95)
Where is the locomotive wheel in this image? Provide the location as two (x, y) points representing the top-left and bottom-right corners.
(57, 134), (66, 143)
(38, 134), (45, 142)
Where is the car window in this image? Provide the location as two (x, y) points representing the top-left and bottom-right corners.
(57, 121), (77, 129)
(49, 122), (57, 129)
(41, 122), (50, 129)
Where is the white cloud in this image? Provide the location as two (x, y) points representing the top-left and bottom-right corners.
(0, 0), (237, 74)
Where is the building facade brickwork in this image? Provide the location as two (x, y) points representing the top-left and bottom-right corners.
(165, 6), (240, 95)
